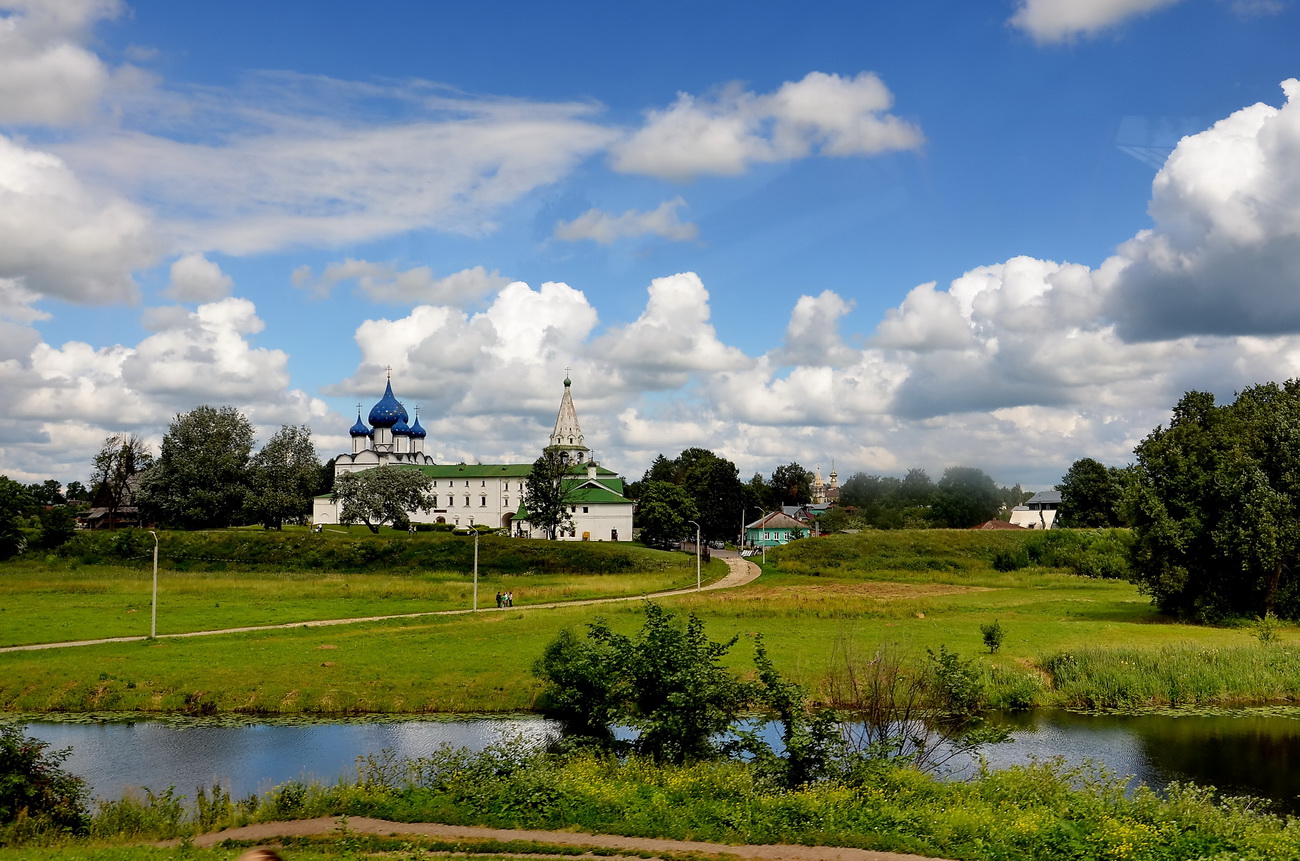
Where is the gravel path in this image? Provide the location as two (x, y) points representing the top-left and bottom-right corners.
(0, 556), (761, 653)
(181, 815), (954, 861)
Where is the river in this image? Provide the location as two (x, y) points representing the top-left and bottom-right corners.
(19, 709), (1300, 813)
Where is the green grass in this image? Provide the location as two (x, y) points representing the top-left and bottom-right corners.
(1, 537), (720, 646)
(2, 528), (1297, 715)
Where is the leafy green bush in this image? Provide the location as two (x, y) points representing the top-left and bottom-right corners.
(54, 528), (672, 576)
(1025, 529), (1134, 578)
(991, 547), (1029, 571)
(0, 724), (88, 836)
(980, 619), (1004, 653)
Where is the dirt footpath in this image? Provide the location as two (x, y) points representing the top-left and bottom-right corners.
(184, 815), (955, 861)
(0, 556), (762, 654)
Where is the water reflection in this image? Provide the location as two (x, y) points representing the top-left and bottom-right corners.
(987, 710), (1300, 813)
(22, 710), (1300, 813)
(26, 718), (559, 801)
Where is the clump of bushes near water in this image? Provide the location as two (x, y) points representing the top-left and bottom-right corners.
(8, 742), (1300, 861)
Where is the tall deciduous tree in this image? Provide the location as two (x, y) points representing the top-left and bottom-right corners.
(523, 447), (574, 539)
(1057, 458), (1123, 527)
(634, 480), (698, 548)
(770, 462), (813, 506)
(0, 476), (34, 559)
(245, 425), (321, 529)
(679, 449), (745, 543)
(26, 480), (64, 506)
(332, 466), (435, 533)
(136, 406), (253, 529)
(929, 466), (1000, 528)
(91, 433), (152, 529)
(1131, 382), (1300, 620)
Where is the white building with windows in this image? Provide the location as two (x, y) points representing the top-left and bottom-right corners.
(312, 374), (633, 541)
(1008, 490), (1060, 529)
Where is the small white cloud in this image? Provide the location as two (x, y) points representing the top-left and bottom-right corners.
(553, 197), (698, 245)
(610, 72), (922, 181)
(164, 252), (232, 302)
(1009, 0), (1187, 43)
(295, 259), (510, 305)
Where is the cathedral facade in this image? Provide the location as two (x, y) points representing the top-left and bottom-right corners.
(312, 374), (633, 541)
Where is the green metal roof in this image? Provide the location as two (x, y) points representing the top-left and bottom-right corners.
(565, 485), (633, 505)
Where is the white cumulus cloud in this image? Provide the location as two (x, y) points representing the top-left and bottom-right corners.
(0, 134), (156, 303)
(1009, 0), (1187, 43)
(0, 0), (123, 124)
(610, 72), (922, 181)
(165, 252), (232, 302)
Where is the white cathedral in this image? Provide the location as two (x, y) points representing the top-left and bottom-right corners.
(311, 373), (634, 541)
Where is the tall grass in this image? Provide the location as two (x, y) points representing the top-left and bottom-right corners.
(1044, 643), (1300, 709)
(8, 746), (1300, 861)
(769, 528), (1134, 581)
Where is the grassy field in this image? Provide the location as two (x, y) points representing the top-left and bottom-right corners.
(2, 529), (720, 646)
(0, 528), (1293, 715)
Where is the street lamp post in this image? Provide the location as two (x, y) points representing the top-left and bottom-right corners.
(470, 519), (479, 611)
(687, 519), (701, 590)
(149, 530), (159, 639)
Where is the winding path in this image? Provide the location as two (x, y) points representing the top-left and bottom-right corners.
(0, 556), (761, 654)
(180, 815), (953, 861)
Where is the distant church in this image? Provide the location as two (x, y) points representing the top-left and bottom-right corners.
(312, 372), (634, 541)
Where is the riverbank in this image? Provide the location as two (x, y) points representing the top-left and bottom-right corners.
(10, 744), (1300, 861)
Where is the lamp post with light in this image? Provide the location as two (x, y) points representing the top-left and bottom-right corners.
(149, 530), (159, 638)
(469, 518), (479, 611)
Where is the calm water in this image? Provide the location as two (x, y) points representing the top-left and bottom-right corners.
(21, 710), (1300, 812)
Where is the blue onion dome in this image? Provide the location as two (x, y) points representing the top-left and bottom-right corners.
(409, 415), (427, 438)
(349, 413), (373, 437)
(391, 416), (411, 436)
(368, 380), (408, 427)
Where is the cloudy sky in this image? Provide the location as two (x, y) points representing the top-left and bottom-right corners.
(3, 0), (1300, 490)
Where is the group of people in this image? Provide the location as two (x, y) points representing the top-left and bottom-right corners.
(495, 591), (514, 608)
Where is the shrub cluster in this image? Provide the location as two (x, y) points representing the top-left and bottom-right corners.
(0, 725), (88, 843)
(52, 528), (666, 575)
(43, 746), (1300, 861)
(994, 529), (1134, 578)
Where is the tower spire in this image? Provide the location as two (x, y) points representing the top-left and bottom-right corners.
(549, 371), (588, 463)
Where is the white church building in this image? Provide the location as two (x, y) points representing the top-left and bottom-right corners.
(312, 374), (634, 541)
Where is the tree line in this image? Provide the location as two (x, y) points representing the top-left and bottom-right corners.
(626, 448), (1031, 547)
(0, 405), (330, 557)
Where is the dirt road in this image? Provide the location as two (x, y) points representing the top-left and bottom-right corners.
(183, 814), (955, 861)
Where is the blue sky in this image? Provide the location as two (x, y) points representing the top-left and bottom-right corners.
(3, 0), (1300, 490)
